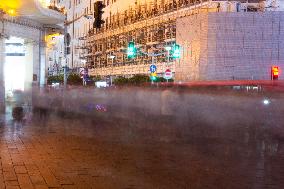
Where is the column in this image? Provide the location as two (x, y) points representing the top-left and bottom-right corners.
(39, 30), (46, 87)
(24, 41), (34, 90)
(24, 41), (34, 106)
(0, 38), (5, 112)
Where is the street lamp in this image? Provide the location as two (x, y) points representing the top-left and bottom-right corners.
(64, 12), (93, 86)
(65, 10), (93, 70)
(109, 54), (115, 86)
(61, 57), (67, 87)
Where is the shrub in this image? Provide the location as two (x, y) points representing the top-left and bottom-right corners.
(67, 73), (82, 85)
(89, 75), (102, 83)
(113, 75), (173, 86)
(47, 75), (64, 85)
(128, 75), (150, 85)
(113, 76), (129, 85)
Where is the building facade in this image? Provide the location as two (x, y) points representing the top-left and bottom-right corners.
(176, 11), (284, 81)
(86, 0), (222, 78)
(56, 0), (96, 71)
(0, 0), (65, 111)
(56, 0), (284, 81)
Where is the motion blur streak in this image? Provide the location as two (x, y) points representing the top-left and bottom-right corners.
(1, 85), (284, 188)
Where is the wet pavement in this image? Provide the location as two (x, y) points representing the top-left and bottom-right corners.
(0, 86), (284, 189)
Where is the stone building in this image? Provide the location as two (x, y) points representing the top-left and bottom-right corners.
(176, 11), (284, 81)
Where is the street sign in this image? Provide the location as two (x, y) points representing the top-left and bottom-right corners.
(79, 67), (88, 79)
(150, 65), (157, 73)
(163, 69), (173, 80)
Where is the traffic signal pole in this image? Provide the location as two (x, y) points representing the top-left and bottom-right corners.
(151, 56), (154, 85)
(63, 6), (94, 87)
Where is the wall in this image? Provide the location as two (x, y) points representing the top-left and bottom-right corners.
(176, 11), (284, 81)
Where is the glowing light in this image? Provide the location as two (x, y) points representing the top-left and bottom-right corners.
(127, 41), (136, 59)
(4, 37), (26, 93)
(272, 66), (279, 76)
(45, 33), (62, 48)
(96, 105), (107, 112)
(172, 44), (181, 59)
(0, 0), (21, 16)
(165, 46), (172, 51)
(7, 9), (17, 16)
(45, 33), (61, 41)
(5, 56), (26, 92)
(263, 99), (270, 105)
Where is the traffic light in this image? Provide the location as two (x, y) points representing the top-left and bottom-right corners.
(271, 66), (279, 80)
(172, 44), (181, 59)
(93, 1), (105, 29)
(150, 72), (157, 81)
(127, 41), (136, 59)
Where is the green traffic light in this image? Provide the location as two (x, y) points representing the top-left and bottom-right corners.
(127, 41), (136, 59)
(172, 44), (181, 59)
(150, 76), (157, 81)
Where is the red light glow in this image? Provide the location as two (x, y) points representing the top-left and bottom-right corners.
(272, 66), (279, 76)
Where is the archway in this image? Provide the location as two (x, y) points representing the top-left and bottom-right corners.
(4, 36), (33, 103)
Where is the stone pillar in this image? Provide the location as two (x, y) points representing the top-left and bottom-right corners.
(24, 41), (34, 90)
(0, 38), (5, 113)
(39, 30), (46, 87)
(24, 41), (34, 106)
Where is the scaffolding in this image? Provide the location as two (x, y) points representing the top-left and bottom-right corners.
(84, 0), (220, 74)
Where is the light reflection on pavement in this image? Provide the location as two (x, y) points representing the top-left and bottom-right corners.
(0, 86), (283, 188)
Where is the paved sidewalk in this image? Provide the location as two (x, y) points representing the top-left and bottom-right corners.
(0, 102), (284, 189)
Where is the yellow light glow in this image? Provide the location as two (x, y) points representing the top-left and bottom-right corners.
(45, 33), (61, 42)
(0, 0), (21, 16)
(7, 9), (17, 16)
(0, 0), (21, 9)
(45, 33), (62, 48)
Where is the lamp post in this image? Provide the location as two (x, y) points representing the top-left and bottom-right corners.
(165, 46), (172, 83)
(165, 46), (171, 67)
(64, 12), (93, 87)
(109, 55), (115, 86)
(61, 57), (67, 87)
